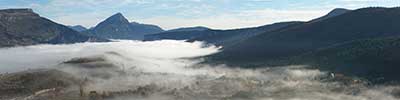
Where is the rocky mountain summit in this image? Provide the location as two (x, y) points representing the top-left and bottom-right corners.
(86, 13), (164, 40)
(0, 8), (108, 47)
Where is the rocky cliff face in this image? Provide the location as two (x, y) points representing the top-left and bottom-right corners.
(0, 9), (39, 19)
(0, 8), (108, 47)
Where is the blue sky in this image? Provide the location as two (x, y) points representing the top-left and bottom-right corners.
(1, 0), (399, 30)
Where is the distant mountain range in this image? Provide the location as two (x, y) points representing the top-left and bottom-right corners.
(68, 25), (87, 32)
(0, 8), (108, 47)
(166, 26), (210, 32)
(145, 22), (302, 47)
(144, 26), (212, 41)
(145, 8), (352, 47)
(186, 22), (303, 47)
(84, 13), (164, 40)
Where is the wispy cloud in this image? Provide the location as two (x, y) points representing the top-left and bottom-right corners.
(1, 0), (398, 29)
(140, 8), (328, 29)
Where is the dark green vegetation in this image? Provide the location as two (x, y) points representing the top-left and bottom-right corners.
(214, 7), (400, 63)
(85, 13), (164, 40)
(0, 9), (108, 47)
(206, 7), (400, 83)
(291, 37), (400, 83)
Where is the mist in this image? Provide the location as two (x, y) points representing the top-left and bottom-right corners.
(1, 40), (399, 100)
(0, 40), (219, 73)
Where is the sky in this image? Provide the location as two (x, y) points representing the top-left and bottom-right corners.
(0, 0), (399, 30)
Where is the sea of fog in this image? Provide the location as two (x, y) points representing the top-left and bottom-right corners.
(0, 40), (219, 73)
(0, 40), (399, 100)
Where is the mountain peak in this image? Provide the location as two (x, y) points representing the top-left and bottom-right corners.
(0, 8), (107, 47)
(328, 8), (350, 15)
(0, 8), (39, 17)
(311, 8), (350, 22)
(112, 12), (123, 17)
(104, 12), (129, 23)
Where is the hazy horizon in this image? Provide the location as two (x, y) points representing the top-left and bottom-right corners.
(2, 0), (400, 30)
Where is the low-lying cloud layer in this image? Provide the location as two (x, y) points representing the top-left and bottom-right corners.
(0, 40), (219, 73)
(0, 40), (399, 100)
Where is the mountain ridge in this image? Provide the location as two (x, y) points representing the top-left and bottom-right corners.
(144, 22), (302, 47)
(211, 7), (400, 64)
(68, 25), (87, 32)
(86, 13), (164, 40)
(0, 8), (108, 47)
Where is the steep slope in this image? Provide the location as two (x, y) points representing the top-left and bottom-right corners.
(0, 8), (107, 47)
(212, 7), (400, 63)
(87, 13), (138, 39)
(291, 37), (400, 83)
(68, 25), (87, 32)
(87, 13), (164, 40)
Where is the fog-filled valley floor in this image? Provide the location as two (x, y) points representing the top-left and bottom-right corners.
(1, 40), (400, 100)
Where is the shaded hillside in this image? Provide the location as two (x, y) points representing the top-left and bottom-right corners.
(291, 37), (400, 83)
(187, 22), (302, 47)
(166, 26), (210, 32)
(212, 7), (400, 63)
(130, 22), (164, 34)
(311, 8), (350, 22)
(86, 13), (164, 40)
(144, 28), (212, 41)
(144, 26), (211, 41)
(145, 22), (302, 47)
(68, 25), (87, 32)
(0, 9), (108, 47)
(145, 8), (349, 47)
